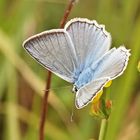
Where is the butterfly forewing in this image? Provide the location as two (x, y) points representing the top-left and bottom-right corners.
(65, 18), (112, 69)
(23, 29), (78, 83)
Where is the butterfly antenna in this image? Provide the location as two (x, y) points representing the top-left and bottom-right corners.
(42, 85), (72, 92)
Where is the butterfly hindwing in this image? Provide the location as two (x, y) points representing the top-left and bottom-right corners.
(75, 77), (110, 109)
(92, 46), (130, 80)
(75, 46), (130, 108)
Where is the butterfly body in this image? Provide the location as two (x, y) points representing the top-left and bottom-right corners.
(74, 67), (93, 89)
(23, 18), (130, 109)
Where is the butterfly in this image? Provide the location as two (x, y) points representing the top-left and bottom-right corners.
(23, 18), (130, 109)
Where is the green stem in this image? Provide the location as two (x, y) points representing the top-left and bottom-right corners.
(98, 85), (110, 140)
(98, 119), (108, 140)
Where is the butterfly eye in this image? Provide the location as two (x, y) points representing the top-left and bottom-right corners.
(72, 85), (78, 93)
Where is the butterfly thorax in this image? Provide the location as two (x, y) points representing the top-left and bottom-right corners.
(74, 67), (93, 91)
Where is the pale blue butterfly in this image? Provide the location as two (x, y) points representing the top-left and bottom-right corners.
(23, 18), (130, 109)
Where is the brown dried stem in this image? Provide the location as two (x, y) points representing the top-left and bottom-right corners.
(60, 0), (76, 28)
(39, 1), (76, 140)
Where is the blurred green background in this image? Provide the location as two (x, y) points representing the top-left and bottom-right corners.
(0, 0), (140, 140)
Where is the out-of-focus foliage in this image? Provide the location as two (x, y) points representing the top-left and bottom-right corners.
(0, 0), (140, 140)
(138, 61), (140, 72)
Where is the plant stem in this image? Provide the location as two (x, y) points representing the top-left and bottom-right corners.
(39, 1), (76, 140)
(60, 0), (75, 28)
(98, 119), (108, 140)
(98, 88), (110, 140)
(39, 71), (52, 140)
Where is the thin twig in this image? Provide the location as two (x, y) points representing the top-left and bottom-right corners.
(39, 1), (77, 140)
(60, 0), (76, 28)
(39, 71), (52, 140)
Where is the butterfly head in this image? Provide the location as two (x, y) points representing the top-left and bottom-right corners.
(72, 85), (78, 93)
